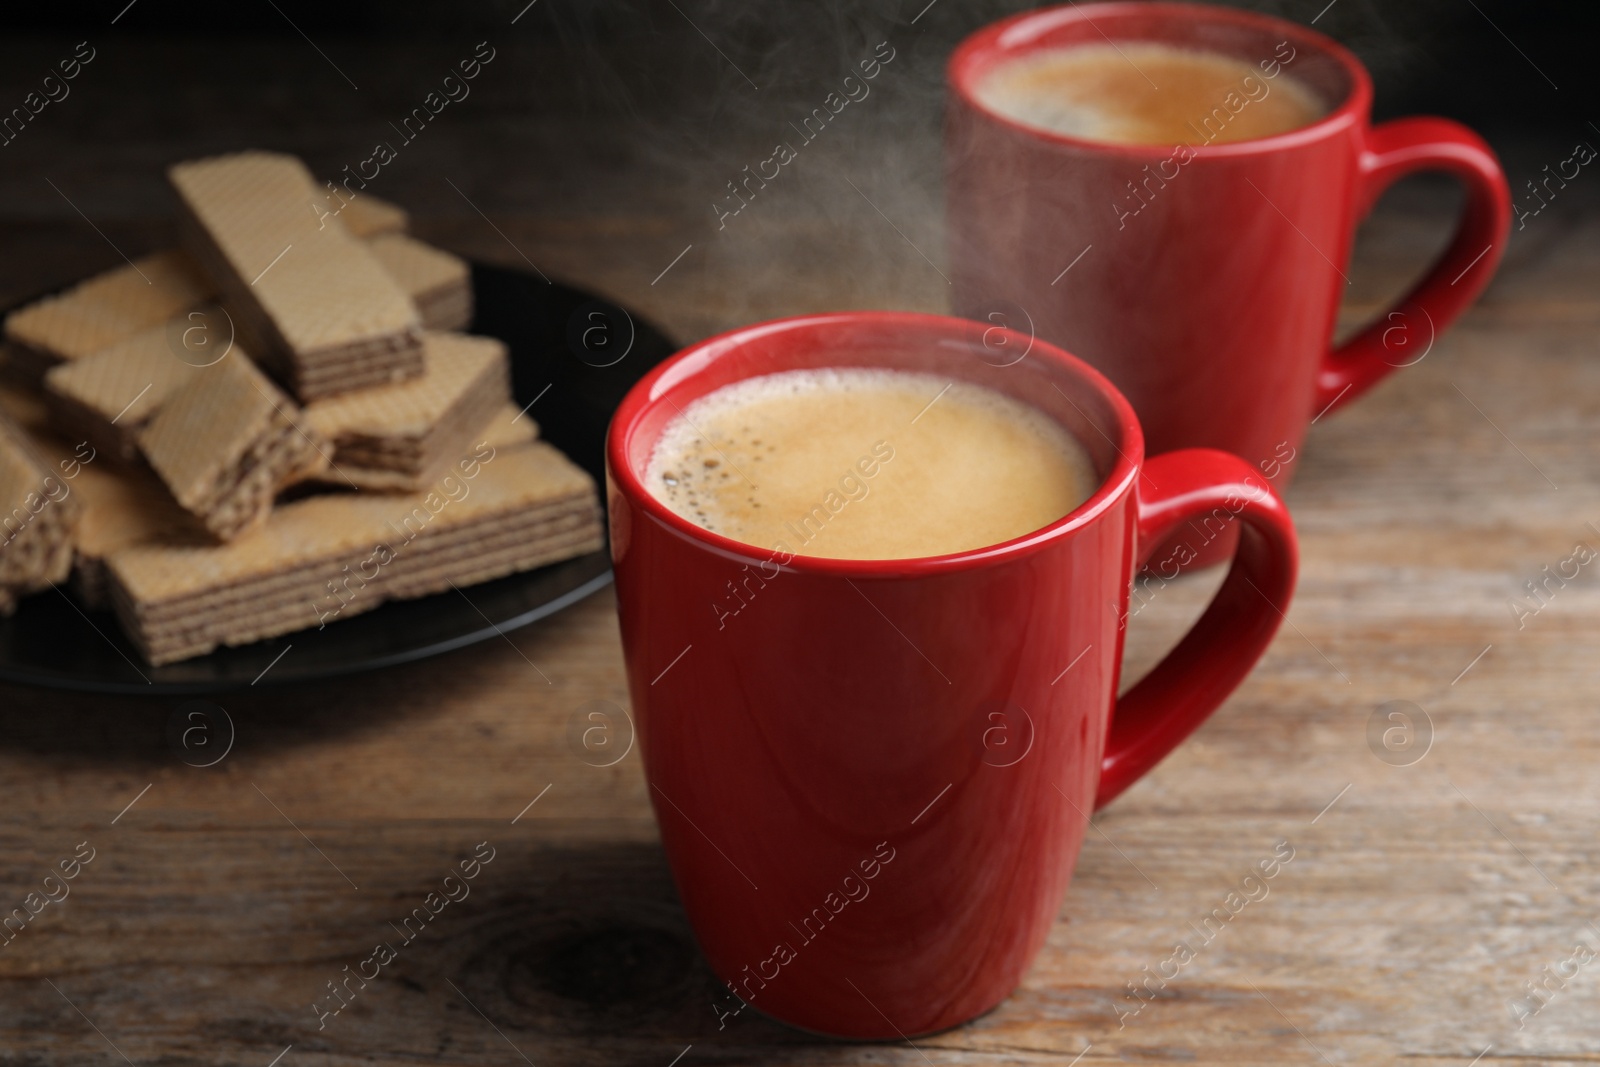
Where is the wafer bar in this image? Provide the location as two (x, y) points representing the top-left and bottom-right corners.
(2, 251), (209, 381)
(39, 234), (482, 456)
(107, 441), (602, 664)
(0, 409), (79, 612)
(127, 514), (600, 649)
(140, 356), (328, 541)
(9, 228), (467, 389)
(365, 234), (472, 331)
(169, 151), (423, 401)
(302, 332), (509, 491)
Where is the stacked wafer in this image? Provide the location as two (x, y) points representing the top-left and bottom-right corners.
(39, 237), (472, 461)
(107, 443), (601, 664)
(15, 189), (468, 406)
(170, 151), (423, 400)
(304, 332), (509, 490)
(0, 151), (604, 662)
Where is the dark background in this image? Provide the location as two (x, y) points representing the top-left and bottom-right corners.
(0, 1), (1590, 337)
(1, 0), (1591, 125)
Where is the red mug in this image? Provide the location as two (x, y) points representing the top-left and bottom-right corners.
(947, 1), (1511, 566)
(606, 311), (1298, 1037)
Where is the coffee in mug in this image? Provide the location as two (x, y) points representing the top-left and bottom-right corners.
(645, 368), (1096, 560)
(973, 41), (1327, 145)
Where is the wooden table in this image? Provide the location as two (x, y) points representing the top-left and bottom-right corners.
(1, 27), (1597, 1066)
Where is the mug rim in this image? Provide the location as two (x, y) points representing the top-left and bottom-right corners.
(946, 0), (1374, 159)
(605, 310), (1145, 578)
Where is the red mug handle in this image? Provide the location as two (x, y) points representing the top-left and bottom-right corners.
(1314, 117), (1512, 415)
(1095, 449), (1299, 808)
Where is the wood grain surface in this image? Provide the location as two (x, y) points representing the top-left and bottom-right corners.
(0, 24), (1597, 1067)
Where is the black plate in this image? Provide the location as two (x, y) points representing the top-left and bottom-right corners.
(0, 264), (677, 694)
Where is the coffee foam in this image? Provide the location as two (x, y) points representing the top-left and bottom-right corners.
(974, 42), (1328, 146)
(645, 367), (1097, 560)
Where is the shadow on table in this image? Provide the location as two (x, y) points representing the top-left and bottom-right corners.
(281, 836), (894, 1066)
